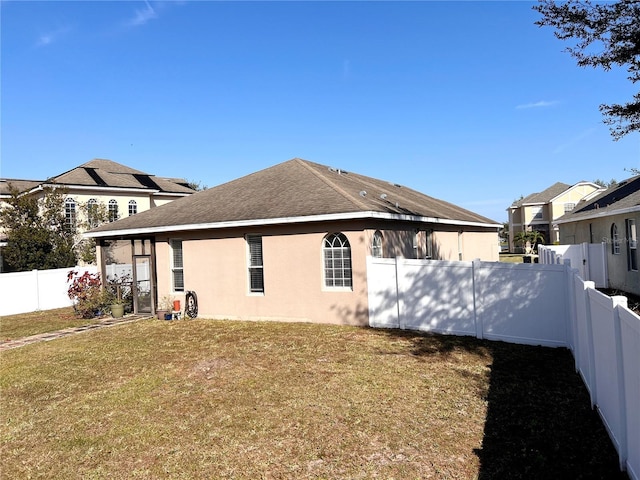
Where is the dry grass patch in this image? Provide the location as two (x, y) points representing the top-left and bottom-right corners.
(0, 318), (625, 479)
(0, 307), (100, 341)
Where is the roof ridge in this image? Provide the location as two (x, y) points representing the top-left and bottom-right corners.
(295, 159), (370, 210)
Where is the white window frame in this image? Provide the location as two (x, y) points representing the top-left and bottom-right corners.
(372, 231), (383, 258)
(626, 219), (637, 271)
(128, 200), (137, 217)
(170, 239), (184, 292)
(246, 234), (264, 294)
(87, 198), (99, 228)
(530, 206), (543, 221)
(612, 223), (621, 255)
(323, 232), (352, 290)
(564, 203), (576, 213)
(108, 199), (119, 223)
(64, 197), (76, 231)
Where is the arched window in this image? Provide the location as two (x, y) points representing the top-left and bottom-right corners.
(128, 200), (138, 216)
(612, 223), (620, 255)
(372, 231), (383, 258)
(323, 233), (352, 288)
(87, 198), (99, 228)
(64, 198), (76, 231)
(108, 199), (119, 222)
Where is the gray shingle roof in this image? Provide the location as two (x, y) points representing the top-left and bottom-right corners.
(512, 182), (571, 207)
(557, 175), (640, 222)
(47, 158), (195, 194)
(0, 179), (43, 196)
(87, 158), (498, 235)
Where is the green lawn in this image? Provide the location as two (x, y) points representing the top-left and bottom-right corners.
(0, 307), (102, 341)
(0, 317), (625, 479)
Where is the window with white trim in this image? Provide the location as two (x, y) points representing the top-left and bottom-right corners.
(87, 198), (99, 228)
(247, 235), (264, 293)
(372, 231), (383, 258)
(108, 199), (119, 222)
(531, 206), (543, 220)
(564, 203), (576, 213)
(128, 200), (137, 216)
(64, 198), (76, 232)
(626, 219), (637, 271)
(612, 223), (620, 255)
(323, 233), (352, 288)
(170, 239), (184, 292)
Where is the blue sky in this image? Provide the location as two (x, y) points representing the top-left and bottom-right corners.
(2, 1), (638, 223)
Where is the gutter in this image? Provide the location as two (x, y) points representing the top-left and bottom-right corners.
(84, 211), (502, 239)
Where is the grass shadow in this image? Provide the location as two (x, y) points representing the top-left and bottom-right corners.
(373, 328), (627, 479)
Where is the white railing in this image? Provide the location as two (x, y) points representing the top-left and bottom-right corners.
(0, 266), (98, 316)
(367, 256), (639, 480)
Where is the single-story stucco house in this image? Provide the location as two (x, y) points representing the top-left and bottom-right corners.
(85, 158), (500, 325)
(556, 174), (640, 296)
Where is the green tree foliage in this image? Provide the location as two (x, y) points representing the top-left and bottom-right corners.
(0, 186), (76, 272)
(535, 0), (640, 140)
(514, 230), (546, 254)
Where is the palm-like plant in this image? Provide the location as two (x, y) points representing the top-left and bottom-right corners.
(514, 230), (545, 254)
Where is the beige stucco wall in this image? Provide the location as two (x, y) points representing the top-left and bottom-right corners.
(148, 220), (498, 326)
(560, 211), (640, 296)
(550, 185), (600, 220)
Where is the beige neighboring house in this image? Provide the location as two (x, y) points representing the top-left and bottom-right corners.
(0, 159), (196, 270)
(85, 158), (501, 326)
(557, 175), (640, 296)
(507, 181), (604, 252)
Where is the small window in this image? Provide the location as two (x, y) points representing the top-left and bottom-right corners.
(87, 198), (99, 228)
(247, 235), (264, 293)
(531, 206), (543, 220)
(128, 200), (137, 216)
(626, 219), (637, 271)
(170, 240), (184, 292)
(108, 199), (119, 222)
(612, 224), (620, 255)
(372, 231), (383, 258)
(425, 230), (433, 259)
(64, 198), (76, 232)
(564, 203), (576, 213)
(323, 233), (352, 288)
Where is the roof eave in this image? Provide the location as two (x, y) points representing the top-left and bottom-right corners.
(84, 211), (501, 238)
(555, 205), (640, 225)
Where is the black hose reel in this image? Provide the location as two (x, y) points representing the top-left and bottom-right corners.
(185, 290), (198, 318)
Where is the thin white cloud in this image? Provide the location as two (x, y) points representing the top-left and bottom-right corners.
(35, 26), (70, 47)
(553, 127), (597, 154)
(125, 0), (157, 27)
(516, 100), (559, 110)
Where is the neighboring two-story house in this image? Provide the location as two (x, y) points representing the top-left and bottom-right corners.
(0, 159), (196, 270)
(507, 181), (604, 252)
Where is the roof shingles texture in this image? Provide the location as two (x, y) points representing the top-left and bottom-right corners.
(89, 158), (497, 234)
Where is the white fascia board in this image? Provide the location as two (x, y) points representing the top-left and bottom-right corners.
(39, 184), (161, 195)
(84, 211), (502, 238)
(555, 205), (640, 225)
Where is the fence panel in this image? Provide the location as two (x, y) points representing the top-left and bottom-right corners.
(619, 307), (640, 479)
(587, 289), (625, 456)
(475, 262), (568, 347)
(366, 257), (399, 329)
(397, 260), (476, 336)
(0, 266), (98, 316)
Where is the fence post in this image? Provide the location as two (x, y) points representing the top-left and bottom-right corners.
(395, 257), (404, 330)
(612, 295), (629, 471)
(34, 269), (41, 311)
(564, 261), (577, 359)
(584, 280), (597, 408)
(472, 259), (483, 340)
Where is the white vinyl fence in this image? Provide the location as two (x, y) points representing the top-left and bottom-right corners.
(367, 256), (639, 480)
(0, 266), (98, 316)
(538, 243), (608, 288)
